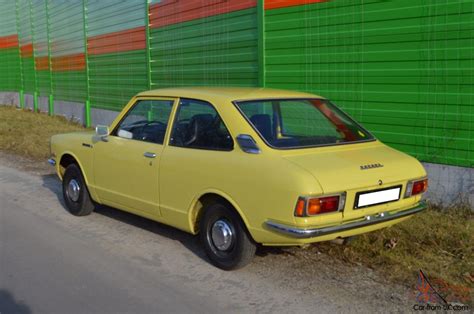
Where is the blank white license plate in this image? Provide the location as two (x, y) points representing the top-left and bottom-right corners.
(356, 187), (401, 208)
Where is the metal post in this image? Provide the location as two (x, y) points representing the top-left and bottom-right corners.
(49, 94), (53, 114)
(82, 0), (91, 127)
(257, 0), (265, 88)
(45, 0), (54, 116)
(33, 91), (38, 111)
(19, 90), (24, 108)
(145, 0), (152, 90)
(28, 0), (38, 112)
(84, 100), (91, 127)
(15, 0), (25, 108)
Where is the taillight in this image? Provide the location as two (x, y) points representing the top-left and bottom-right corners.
(405, 178), (428, 198)
(294, 193), (346, 217)
(295, 198), (306, 217)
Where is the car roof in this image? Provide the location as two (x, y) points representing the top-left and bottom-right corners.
(137, 87), (324, 102)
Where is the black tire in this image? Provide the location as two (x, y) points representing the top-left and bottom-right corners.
(199, 202), (256, 270)
(62, 163), (95, 216)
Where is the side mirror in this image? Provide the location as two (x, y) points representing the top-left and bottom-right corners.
(95, 125), (109, 141)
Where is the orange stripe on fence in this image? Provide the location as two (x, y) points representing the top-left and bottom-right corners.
(35, 56), (50, 71)
(88, 26), (146, 55)
(150, 0), (256, 28)
(52, 53), (85, 71)
(20, 43), (33, 57)
(0, 34), (19, 49)
(265, 0), (328, 10)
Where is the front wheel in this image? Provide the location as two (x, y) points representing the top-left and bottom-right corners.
(199, 202), (256, 270)
(62, 164), (95, 216)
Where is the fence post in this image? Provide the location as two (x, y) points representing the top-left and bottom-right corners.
(82, 0), (91, 127)
(15, 0), (25, 108)
(145, 0), (152, 91)
(45, 0), (54, 116)
(28, 0), (38, 112)
(257, 0), (265, 88)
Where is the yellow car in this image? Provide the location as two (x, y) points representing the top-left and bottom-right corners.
(49, 87), (428, 270)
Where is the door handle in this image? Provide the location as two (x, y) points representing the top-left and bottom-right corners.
(144, 152), (156, 158)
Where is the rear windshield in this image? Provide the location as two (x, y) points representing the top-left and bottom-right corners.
(235, 99), (374, 149)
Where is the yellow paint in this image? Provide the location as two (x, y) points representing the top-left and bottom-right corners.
(50, 87), (427, 245)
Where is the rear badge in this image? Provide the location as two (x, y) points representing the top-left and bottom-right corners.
(360, 163), (384, 170)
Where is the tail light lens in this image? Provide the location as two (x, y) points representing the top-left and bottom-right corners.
(295, 198), (306, 217)
(405, 178), (428, 198)
(294, 193), (346, 217)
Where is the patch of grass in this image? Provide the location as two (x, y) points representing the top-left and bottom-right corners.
(0, 106), (85, 160)
(317, 206), (473, 304)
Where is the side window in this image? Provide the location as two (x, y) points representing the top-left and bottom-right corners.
(115, 99), (174, 144)
(238, 101), (275, 140)
(170, 99), (233, 151)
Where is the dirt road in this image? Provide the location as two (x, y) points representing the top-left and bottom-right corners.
(0, 153), (414, 313)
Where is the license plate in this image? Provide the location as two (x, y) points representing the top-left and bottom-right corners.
(355, 186), (401, 208)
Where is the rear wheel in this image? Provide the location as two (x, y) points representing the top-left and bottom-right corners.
(62, 164), (95, 216)
(199, 202), (256, 270)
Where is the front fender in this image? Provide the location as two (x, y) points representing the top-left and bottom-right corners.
(57, 150), (100, 204)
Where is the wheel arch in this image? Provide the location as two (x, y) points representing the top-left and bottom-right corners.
(188, 190), (253, 238)
(58, 152), (90, 185)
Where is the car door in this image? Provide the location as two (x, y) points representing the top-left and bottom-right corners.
(93, 98), (176, 216)
(158, 98), (234, 228)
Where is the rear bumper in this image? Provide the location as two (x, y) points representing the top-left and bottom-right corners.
(265, 201), (426, 239)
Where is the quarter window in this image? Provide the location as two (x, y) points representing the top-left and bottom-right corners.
(170, 99), (233, 151)
(115, 99), (174, 144)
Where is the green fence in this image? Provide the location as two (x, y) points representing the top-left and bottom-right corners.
(0, 0), (472, 168)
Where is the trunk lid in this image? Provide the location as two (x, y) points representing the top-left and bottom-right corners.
(282, 141), (426, 220)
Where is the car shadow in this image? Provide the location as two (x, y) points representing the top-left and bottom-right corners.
(255, 246), (294, 257)
(42, 173), (66, 207)
(41, 174), (287, 263)
(41, 174), (208, 262)
(94, 205), (207, 261)
(0, 290), (32, 314)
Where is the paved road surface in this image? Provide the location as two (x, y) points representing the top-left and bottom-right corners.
(0, 163), (409, 313)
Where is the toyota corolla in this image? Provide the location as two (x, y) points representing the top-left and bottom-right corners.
(49, 87), (428, 270)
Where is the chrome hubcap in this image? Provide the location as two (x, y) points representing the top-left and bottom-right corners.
(67, 179), (81, 202)
(211, 219), (234, 251)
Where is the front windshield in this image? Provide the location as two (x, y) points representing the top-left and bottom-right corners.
(235, 98), (374, 149)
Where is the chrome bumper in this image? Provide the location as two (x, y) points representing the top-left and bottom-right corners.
(47, 158), (56, 166)
(265, 201), (427, 239)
